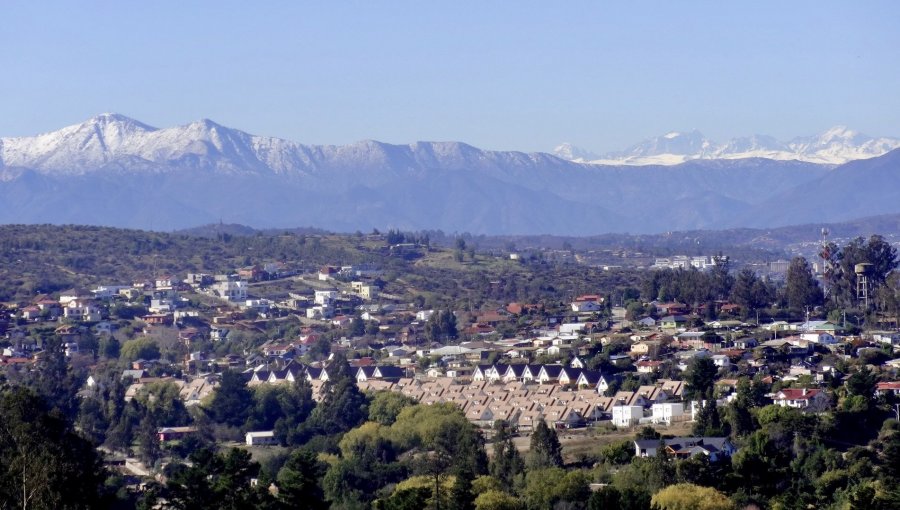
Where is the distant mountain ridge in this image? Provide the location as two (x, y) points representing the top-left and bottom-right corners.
(555, 126), (900, 166)
(1, 114), (898, 235)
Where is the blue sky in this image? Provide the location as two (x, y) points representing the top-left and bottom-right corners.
(2, 1), (898, 153)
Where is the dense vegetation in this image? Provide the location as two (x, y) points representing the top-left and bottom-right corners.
(1, 224), (900, 509)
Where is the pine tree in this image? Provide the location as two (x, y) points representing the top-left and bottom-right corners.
(208, 369), (253, 428)
(490, 421), (524, 487)
(527, 419), (563, 469)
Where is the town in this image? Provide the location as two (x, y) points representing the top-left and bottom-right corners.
(0, 224), (898, 509)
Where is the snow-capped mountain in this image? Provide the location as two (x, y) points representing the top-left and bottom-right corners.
(561, 127), (900, 166)
(1, 114), (898, 235)
(551, 143), (598, 162)
(0, 113), (563, 180)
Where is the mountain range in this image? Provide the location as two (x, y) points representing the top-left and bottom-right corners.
(1, 114), (898, 235)
(554, 127), (900, 166)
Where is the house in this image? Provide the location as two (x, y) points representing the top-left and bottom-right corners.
(501, 364), (528, 383)
(651, 402), (686, 425)
(350, 282), (378, 300)
(872, 332), (900, 348)
(655, 302), (689, 316)
(636, 360), (665, 374)
(874, 381), (900, 397)
(543, 406), (583, 429)
(631, 340), (662, 357)
(212, 280), (247, 302)
(733, 337), (759, 349)
(557, 367), (583, 386)
(634, 437), (736, 462)
(157, 426), (197, 442)
(64, 299), (103, 322)
(659, 315), (688, 330)
(314, 290), (339, 305)
(595, 373), (620, 394)
(637, 317), (657, 328)
(611, 405), (644, 427)
(318, 266), (338, 281)
(711, 354), (731, 368)
(246, 431), (278, 446)
(798, 320), (840, 333)
(800, 332), (837, 345)
(575, 370), (602, 390)
(537, 365), (564, 384)
(473, 364), (501, 382)
(772, 388), (829, 410)
(571, 300), (603, 313)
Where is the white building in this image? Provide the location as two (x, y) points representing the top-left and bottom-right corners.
(245, 431), (278, 446)
(612, 405), (644, 428)
(314, 290), (339, 305)
(213, 280), (247, 302)
(651, 402), (685, 425)
(800, 332), (837, 345)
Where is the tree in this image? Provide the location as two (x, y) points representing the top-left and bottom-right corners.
(27, 336), (83, 418)
(163, 447), (274, 509)
(0, 387), (105, 509)
(350, 316), (366, 337)
(474, 490), (520, 510)
(369, 391), (418, 426)
(522, 468), (589, 510)
(448, 468), (475, 510)
(730, 269), (773, 317)
(277, 448), (326, 510)
(120, 337), (161, 362)
(726, 378), (758, 437)
(100, 334), (121, 358)
(302, 375), (369, 439)
(684, 357), (717, 400)
(273, 379), (316, 445)
(208, 369), (253, 428)
(709, 253), (734, 301)
(833, 235), (899, 306)
(650, 483), (735, 510)
(693, 395), (726, 437)
(526, 419), (563, 469)
(784, 257), (823, 310)
(489, 421), (524, 487)
(426, 310), (459, 342)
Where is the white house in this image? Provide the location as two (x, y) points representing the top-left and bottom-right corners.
(559, 323), (588, 335)
(651, 402), (685, 425)
(571, 301), (602, 313)
(246, 431), (278, 446)
(213, 280), (247, 302)
(772, 388), (829, 410)
(64, 299), (102, 322)
(314, 290), (339, 305)
(611, 405), (644, 428)
(711, 354), (731, 368)
(800, 332), (837, 345)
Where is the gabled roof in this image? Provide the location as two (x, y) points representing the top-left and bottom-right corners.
(373, 365), (405, 379)
(634, 436), (733, 454)
(776, 388), (822, 400)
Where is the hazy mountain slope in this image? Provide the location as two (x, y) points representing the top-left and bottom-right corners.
(740, 148), (900, 228)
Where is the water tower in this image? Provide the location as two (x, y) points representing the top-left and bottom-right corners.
(855, 263), (873, 309)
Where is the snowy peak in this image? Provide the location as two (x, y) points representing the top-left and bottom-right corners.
(552, 143), (598, 162)
(619, 129), (712, 158)
(565, 126), (900, 166)
(0, 114), (558, 178)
